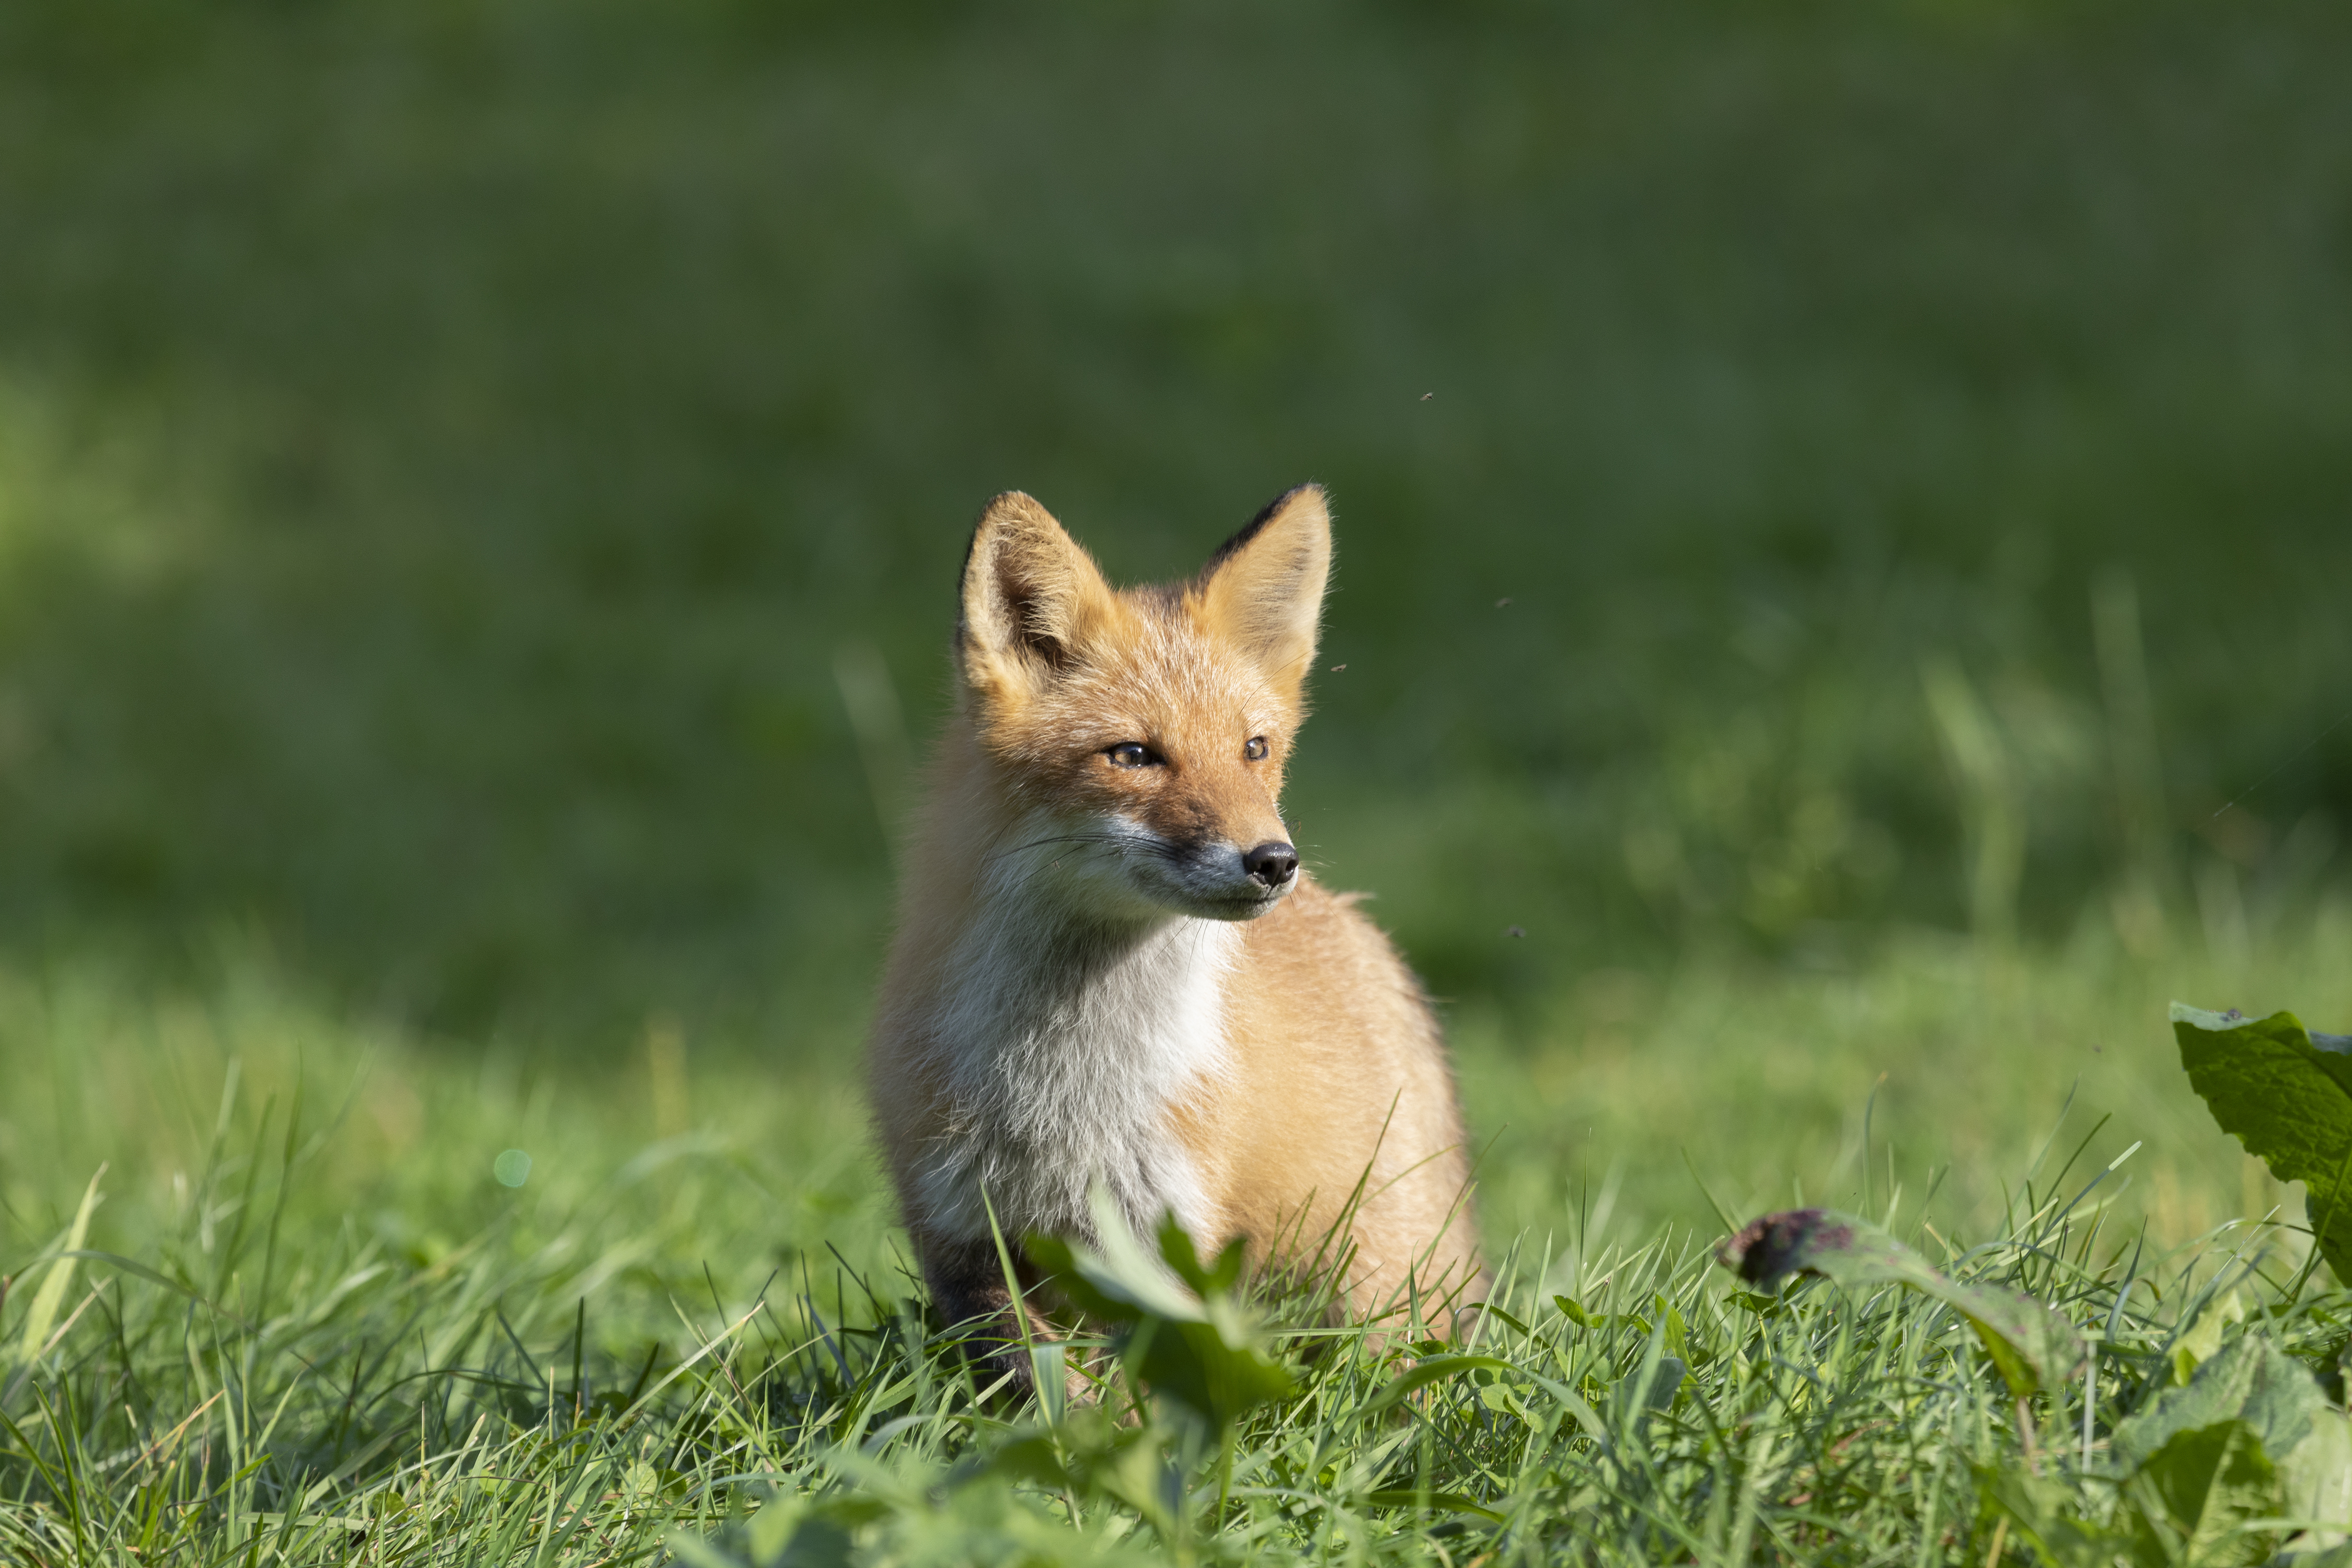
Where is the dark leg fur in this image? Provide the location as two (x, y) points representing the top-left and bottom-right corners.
(920, 1232), (1040, 1401)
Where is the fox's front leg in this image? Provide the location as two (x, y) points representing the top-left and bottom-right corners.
(920, 1231), (1040, 1400)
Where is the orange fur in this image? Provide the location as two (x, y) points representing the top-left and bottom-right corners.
(869, 486), (1482, 1357)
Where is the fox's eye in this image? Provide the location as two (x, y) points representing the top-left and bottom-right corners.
(1243, 736), (1269, 762)
(1106, 742), (1152, 768)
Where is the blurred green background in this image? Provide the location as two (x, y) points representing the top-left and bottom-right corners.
(0, 0), (2346, 1064)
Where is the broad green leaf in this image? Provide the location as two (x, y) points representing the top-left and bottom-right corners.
(1155, 1214), (1248, 1300)
(2288, 1408), (2352, 1556)
(2126, 1421), (2281, 1568)
(2117, 1337), (2326, 1470)
(2115, 1336), (2352, 1558)
(1023, 1185), (1205, 1327)
(1715, 1207), (2082, 1396)
(2172, 1003), (2352, 1283)
(1024, 1189), (1293, 1435)
(1116, 1315), (1295, 1437)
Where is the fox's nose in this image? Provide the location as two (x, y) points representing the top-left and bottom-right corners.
(1242, 841), (1299, 889)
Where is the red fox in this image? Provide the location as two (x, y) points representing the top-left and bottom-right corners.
(868, 484), (1482, 1390)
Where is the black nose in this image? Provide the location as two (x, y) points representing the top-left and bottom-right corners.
(1242, 841), (1299, 888)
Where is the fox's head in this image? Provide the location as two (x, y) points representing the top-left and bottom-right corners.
(954, 485), (1331, 923)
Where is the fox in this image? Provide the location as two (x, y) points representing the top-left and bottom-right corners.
(868, 483), (1482, 1392)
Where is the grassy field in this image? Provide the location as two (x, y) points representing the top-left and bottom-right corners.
(4, 0), (2352, 1560)
(0, 927), (2343, 1562)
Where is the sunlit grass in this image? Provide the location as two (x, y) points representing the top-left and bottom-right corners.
(1458, 904), (2350, 1255)
(1, 918), (2341, 1562)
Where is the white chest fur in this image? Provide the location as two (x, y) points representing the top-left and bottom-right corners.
(913, 894), (1237, 1247)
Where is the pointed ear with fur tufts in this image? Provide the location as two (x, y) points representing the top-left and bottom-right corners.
(1196, 483), (1332, 701)
(958, 492), (1119, 703)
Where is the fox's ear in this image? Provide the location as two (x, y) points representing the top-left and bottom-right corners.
(958, 492), (1118, 699)
(1196, 483), (1331, 696)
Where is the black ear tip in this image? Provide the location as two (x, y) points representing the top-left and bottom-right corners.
(1251, 481), (1324, 525)
(1207, 482), (1325, 573)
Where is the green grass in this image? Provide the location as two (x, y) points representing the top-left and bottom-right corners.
(2, 921), (2345, 1563)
